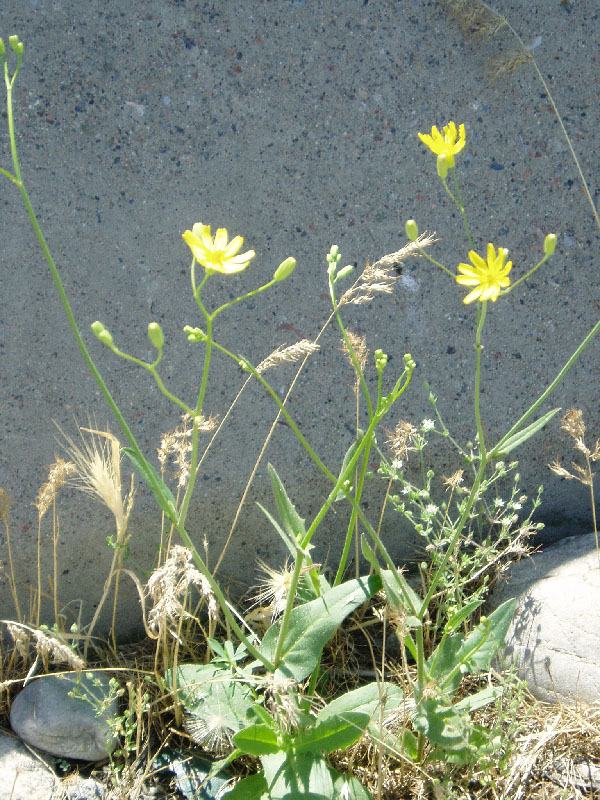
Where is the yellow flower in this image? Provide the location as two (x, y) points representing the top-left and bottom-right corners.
(418, 121), (466, 168)
(456, 243), (512, 304)
(182, 223), (255, 274)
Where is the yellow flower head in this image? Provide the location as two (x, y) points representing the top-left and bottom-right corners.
(182, 223), (255, 274)
(456, 243), (512, 304)
(418, 121), (466, 168)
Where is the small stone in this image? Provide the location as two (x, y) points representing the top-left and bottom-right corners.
(10, 671), (119, 760)
(492, 532), (600, 705)
(0, 729), (61, 800)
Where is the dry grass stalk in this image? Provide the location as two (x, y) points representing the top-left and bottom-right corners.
(339, 235), (436, 308)
(34, 456), (76, 521)
(157, 413), (218, 491)
(341, 331), (368, 377)
(549, 408), (600, 556)
(257, 339), (320, 373)
(146, 545), (218, 638)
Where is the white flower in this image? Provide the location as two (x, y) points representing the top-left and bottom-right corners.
(494, 497), (505, 508)
(402, 486), (411, 495)
(392, 458), (403, 470)
(425, 503), (438, 516)
(511, 502), (522, 511)
(421, 419), (435, 431)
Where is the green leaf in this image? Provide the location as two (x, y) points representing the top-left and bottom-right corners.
(491, 407), (560, 458)
(450, 598), (516, 677)
(360, 536), (420, 616)
(331, 771), (373, 800)
(412, 699), (469, 750)
(122, 447), (178, 523)
(444, 598), (485, 634)
(293, 713), (369, 754)
(233, 724), (280, 756)
(316, 682), (405, 730)
(259, 576), (381, 682)
(268, 464), (307, 544)
(453, 685), (503, 714)
(262, 752), (333, 800)
(256, 501), (299, 559)
(334, 434), (364, 501)
(222, 773), (269, 800)
(165, 664), (256, 734)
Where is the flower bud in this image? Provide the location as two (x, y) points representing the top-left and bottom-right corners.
(183, 325), (207, 342)
(335, 264), (354, 282)
(147, 321), (164, 349)
(0, 39), (5, 57)
(374, 348), (388, 370)
(8, 35), (22, 54)
(436, 154), (449, 179)
(544, 233), (557, 255)
(273, 256), (296, 282)
(326, 244), (341, 264)
(91, 321), (113, 347)
(405, 219), (419, 241)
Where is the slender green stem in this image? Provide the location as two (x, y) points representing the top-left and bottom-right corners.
(450, 167), (473, 248)
(330, 277), (374, 418)
(506, 253), (550, 294)
(473, 301), (488, 460)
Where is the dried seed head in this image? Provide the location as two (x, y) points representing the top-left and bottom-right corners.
(147, 545), (217, 635)
(5, 622), (30, 660)
(341, 331), (368, 376)
(257, 340), (320, 373)
(35, 457), (77, 520)
(184, 709), (234, 755)
(32, 629), (85, 671)
(158, 413), (218, 488)
(386, 421), (418, 462)
(443, 470), (465, 491)
(561, 409), (586, 442)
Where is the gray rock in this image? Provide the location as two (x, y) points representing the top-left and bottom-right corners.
(62, 776), (106, 800)
(492, 533), (600, 705)
(0, 728), (62, 800)
(10, 671), (119, 761)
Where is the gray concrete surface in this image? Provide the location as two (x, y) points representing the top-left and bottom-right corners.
(0, 0), (599, 636)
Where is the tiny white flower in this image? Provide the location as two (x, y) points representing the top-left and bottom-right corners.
(425, 503), (438, 516)
(512, 502), (522, 511)
(402, 486), (411, 495)
(494, 497), (505, 508)
(421, 418), (435, 431)
(392, 458), (403, 470)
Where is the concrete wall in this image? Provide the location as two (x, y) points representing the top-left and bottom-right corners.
(1, 0), (598, 636)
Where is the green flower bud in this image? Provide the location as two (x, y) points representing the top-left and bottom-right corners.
(91, 321), (113, 347)
(0, 39), (5, 57)
(405, 219), (419, 241)
(273, 256), (296, 282)
(326, 244), (341, 264)
(335, 264), (354, 282)
(374, 348), (388, 370)
(544, 233), (557, 255)
(8, 35), (22, 54)
(183, 324), (206, 342)
(403, 353), (416, 370)
(147, 321), (164, 349)
(436, 154), (449, 179)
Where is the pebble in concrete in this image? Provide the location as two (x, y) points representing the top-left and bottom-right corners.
(492, 532), (600, 705)
(10, 671), (119, 761)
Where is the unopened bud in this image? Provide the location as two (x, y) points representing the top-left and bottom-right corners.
(544, 233), (557, 256)
(374, 348), (388, 370)
(0, 39), (5, 57)
(91, 321), (113, 347)
(335, 264), (354, 282)
(147, 321), (164, 349)
(436, 154), (449, 179)
(273, 256), (296, 282)
(326, 244), (341, 264)
(405, 219), (419, 241)
(8, 35), (22, 54)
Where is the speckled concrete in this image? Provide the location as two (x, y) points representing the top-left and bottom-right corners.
(0, 0), (599, 636)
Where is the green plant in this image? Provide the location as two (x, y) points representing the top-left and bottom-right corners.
(2, 22), (600, 798)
